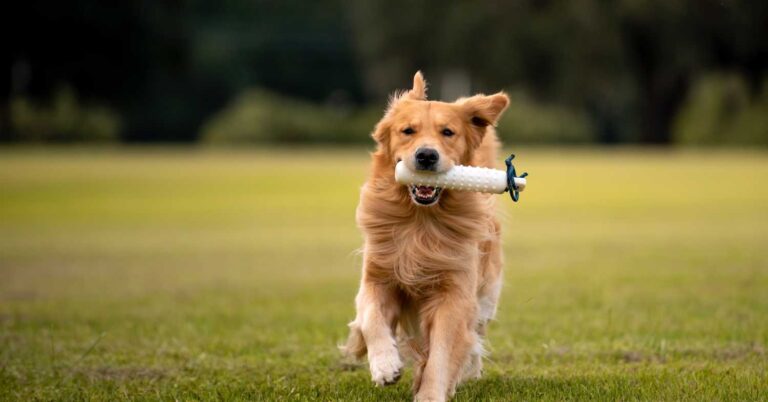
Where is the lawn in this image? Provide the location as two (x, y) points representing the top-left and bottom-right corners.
(1, 147), (767, 401)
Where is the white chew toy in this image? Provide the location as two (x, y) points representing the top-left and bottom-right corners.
(395, 161), (526, 194)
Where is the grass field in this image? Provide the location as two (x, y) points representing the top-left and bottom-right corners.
(1, 147), (767, 401)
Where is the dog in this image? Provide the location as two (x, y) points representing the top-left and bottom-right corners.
(343, 71), (509, 401)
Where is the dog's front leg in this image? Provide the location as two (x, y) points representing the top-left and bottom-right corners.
(348, 271), (403, 386)
(415, 292), (477, 402)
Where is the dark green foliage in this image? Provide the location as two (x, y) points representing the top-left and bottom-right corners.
(201, 89), (380, 144)
(1, 0), (766, 144)
(8, 86), (121, 142)
(673, 73), (768, 146)
(199, 89), (596, 145)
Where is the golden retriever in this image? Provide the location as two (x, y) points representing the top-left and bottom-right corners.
(343, 71), (509, 401)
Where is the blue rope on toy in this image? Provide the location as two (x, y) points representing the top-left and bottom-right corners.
(505, 154), (528, 202)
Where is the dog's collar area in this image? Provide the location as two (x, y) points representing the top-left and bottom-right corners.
(505, 154), (528, 202)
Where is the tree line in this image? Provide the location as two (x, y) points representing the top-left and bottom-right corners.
(2, 0), (766, 144)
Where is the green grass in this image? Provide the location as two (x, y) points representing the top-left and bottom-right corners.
(1, 147), (767, 401)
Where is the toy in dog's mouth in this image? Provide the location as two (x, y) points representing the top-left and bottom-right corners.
(409, 184), (443, 206)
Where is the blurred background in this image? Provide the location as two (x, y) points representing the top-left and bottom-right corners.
(2, 0), (767, 146)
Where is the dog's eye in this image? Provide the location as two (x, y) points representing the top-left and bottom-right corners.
(402, 127), (415, 135)
(441, 128), (454, 137)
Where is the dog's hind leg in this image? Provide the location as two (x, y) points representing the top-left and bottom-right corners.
(455, 221), (504, 385)
(345, 271), (403, 386)
(460, 275), (502, 383)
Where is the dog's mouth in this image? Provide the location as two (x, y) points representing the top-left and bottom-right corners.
(409, 184), (442, 206)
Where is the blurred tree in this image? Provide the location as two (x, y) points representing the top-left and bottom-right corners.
(1, 0), (140, 141)
(348, 0), (768, 144)
(617, 0), (768, 143)
(673, 72), (768, 145)
(2, 0), (363, 142)
(1, 0), (766, 144)
(9, 85), (120, 142)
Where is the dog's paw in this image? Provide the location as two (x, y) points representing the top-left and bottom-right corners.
(369, 349), (403, 386)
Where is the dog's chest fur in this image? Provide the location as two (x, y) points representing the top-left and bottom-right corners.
(358, 186), (492, 294)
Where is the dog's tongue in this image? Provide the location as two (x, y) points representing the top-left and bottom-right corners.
(416, 185), (435, 196)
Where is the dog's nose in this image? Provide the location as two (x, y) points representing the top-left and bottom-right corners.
(415, 147), (439, 170)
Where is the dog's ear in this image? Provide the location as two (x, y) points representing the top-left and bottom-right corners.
(371, 120), (390, 144)
(388, 71), (428, 108)
(461, 92), (509, 128)
(459, 92), (509, 148)
(406, 71), (427, 101)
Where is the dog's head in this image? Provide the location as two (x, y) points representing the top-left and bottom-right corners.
(372, 72), (509, 206)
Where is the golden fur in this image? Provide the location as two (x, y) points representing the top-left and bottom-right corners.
(343, 72), (509, 401)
